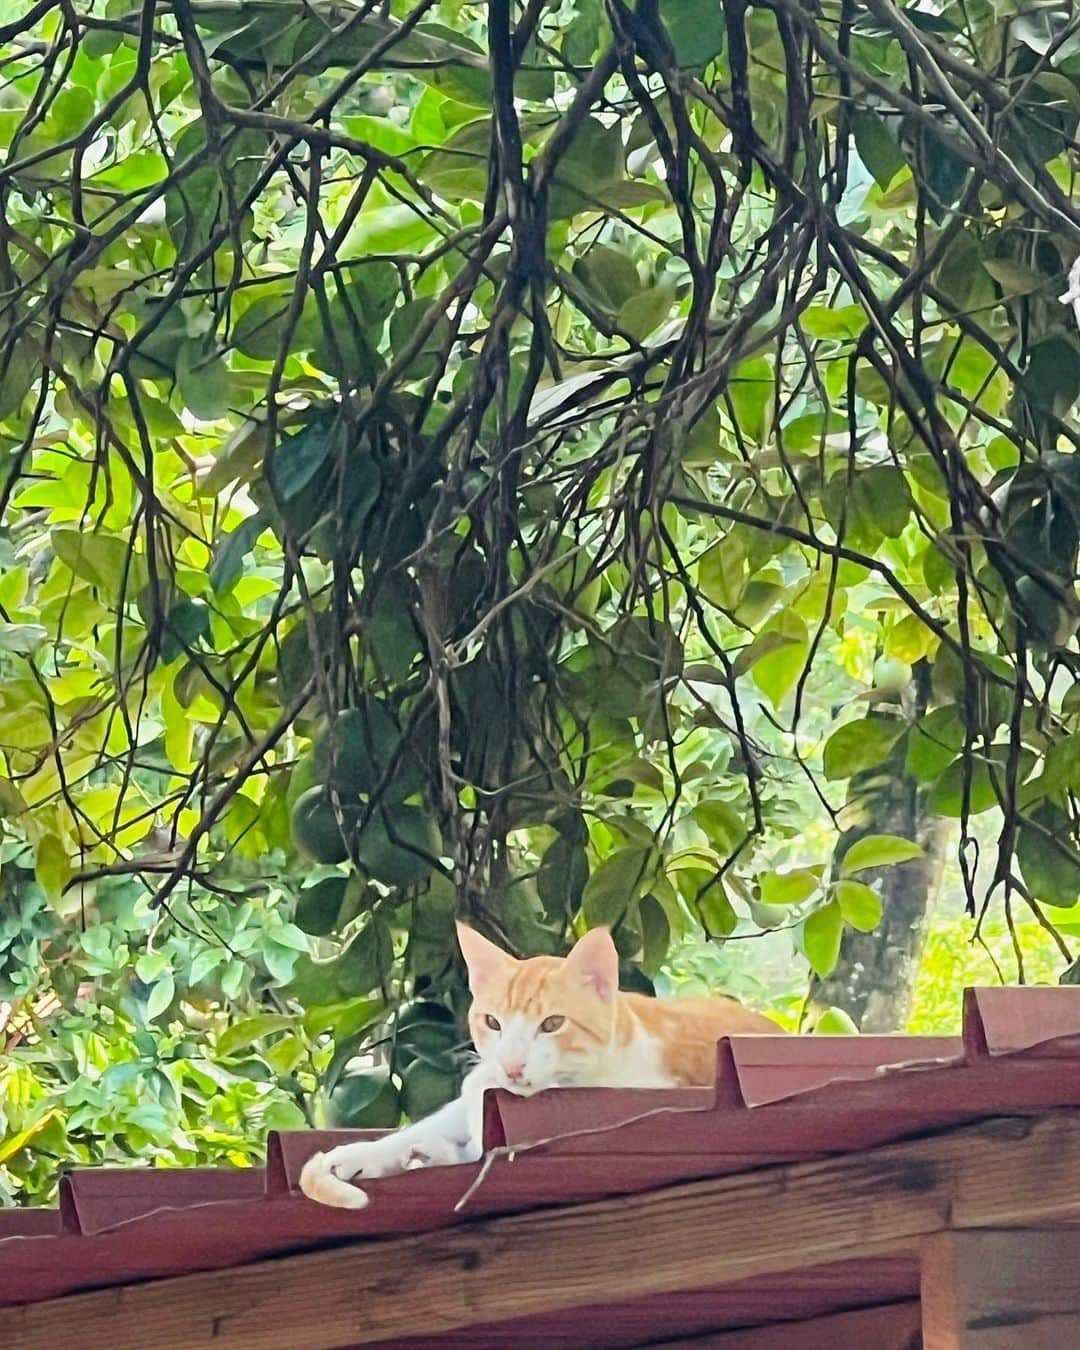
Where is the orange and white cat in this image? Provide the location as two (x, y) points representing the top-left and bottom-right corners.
(300, 924), (780, 1208)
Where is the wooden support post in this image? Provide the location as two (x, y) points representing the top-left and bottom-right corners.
(921, 1228), (1080, 1349)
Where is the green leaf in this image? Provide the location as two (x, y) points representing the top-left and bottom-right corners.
(800, 305), (868, 341)
(210, 512), (266, 595)
(691, 799), (745, 854)
(753, 639), (809, 709)
(841, 834), (924, 875)
(638, 894), (670, 976)
(50, 87), (95, 138)
(573, 244), (640, 313)
(822, 718), (905, 781)
(51, 528), (149, 593)
(695, 874), (737, 938)
(885, 613), (936, 665)
(1018, 802), (1080, 909)
(927, 747), (1036, 817)
(699, 538), (747, 611)
(0, 622), (48, 656)
(835, 879), (883, 931)
(176, 340), (229, 421)
(537, 835), (589, 919)
(189, 950), (224, 985)
(728, 356), (773, 445)
(388, 300), (452, 380)
(268, 417), (341, 502)
(1020, 336), (1080, 420)
(906, 707), (965, 782)
(304, 995), (383, 1040)
(160, 600), (211, 663)
(231, 289), (316, 361)
(617, 284), (675, 341)
(217, 1013), (295, 1057)
(981, 258), (1045, 299)
(146, 972), (175, 1021)
(803, 901), (843, 978)
(920, 123), (969, 223)
(661, 0), (725, 68)
(295, 876), (349, 936)
(400, 1056), (459, 1120)
(135, 952), (170, 983)
(581, 848), (652, 927)
(35, 834), (71, 906)
(851, 111), (905, 189)
(549, 116), (625, 216)
(815, 1006), (860, 1035)
(849, 466), (914, 542)
(336, 916), (395, 997)
(760, 868), (821, 907)
(0, 1109), (62, 1165)
(732, 630), (801, 678)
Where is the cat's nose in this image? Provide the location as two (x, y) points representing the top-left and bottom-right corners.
(500, 1058), (526, 1082)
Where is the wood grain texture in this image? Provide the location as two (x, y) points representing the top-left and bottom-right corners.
(653, 1299), (922, 1348)
(922, 1228), (1080, 1350)
(4, 1111), (1080, 1350)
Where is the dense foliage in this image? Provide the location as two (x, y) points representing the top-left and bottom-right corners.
(3, 0), (1080, 1199)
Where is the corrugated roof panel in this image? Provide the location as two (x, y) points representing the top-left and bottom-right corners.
(1, 986), (1078, 1339)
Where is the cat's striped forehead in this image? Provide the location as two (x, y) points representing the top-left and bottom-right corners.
(482, 956), (567, 1015)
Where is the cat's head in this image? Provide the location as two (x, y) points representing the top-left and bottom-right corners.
(456, 924), (619, 1095)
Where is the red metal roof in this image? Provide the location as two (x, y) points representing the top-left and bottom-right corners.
(3, 987), (1080, 1343)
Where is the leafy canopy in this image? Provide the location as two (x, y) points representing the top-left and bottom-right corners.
(2, 0), (1080, 1196)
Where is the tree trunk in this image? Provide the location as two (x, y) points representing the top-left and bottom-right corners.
(810, 665), (947, 1032)
(812, 783), (947, 1031)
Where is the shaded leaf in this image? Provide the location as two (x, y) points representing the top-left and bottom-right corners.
(760, 868), (820, 907)
(835, 879), (883, 931)
(803, 901), (843, 978)
(841, 834), (924, 875)
(822, 718), (905, 781)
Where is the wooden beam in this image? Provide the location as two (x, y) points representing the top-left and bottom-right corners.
(652, 1299), (921, 1348)
(921, 1228), (1080, 1349)
(4, 1112), (1080, 1350)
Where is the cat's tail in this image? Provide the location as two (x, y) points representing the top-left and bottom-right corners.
(298, 1151), (371, 1209)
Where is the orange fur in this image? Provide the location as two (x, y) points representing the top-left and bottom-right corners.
(460, 923), (782, 1090)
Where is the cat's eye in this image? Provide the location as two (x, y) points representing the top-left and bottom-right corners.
(484, 1013), (501, 1032)
(539, 1015), (565, 1034)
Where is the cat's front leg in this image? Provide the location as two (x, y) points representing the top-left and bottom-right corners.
(299, 1133), (436, 1209)
(299, 1064), (494, 1209)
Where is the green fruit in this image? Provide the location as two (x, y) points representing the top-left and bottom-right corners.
(354, 805), (441, 888)
(1014, 575), (1076, 648)
(290, 787), (361, 864)
(314, 701), (426, 801)
(335, 918), (395, 996)
(550, 535), (602, 616)
(329, 1068), (401, 1128)
(872, 655), (912, 692)
(285, 749), (320, 814)
(400, 1057), (458, 1120)
(294, 876), (348, 936)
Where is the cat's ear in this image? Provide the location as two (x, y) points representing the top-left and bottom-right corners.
(566, 927), (618, 1003)
(456, 923), (512, 993)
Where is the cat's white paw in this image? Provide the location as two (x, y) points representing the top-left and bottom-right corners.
(299, 1137), (406, 1208)
(299, 1148), (372, 1209)
(299, 1133), (469, 1207)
